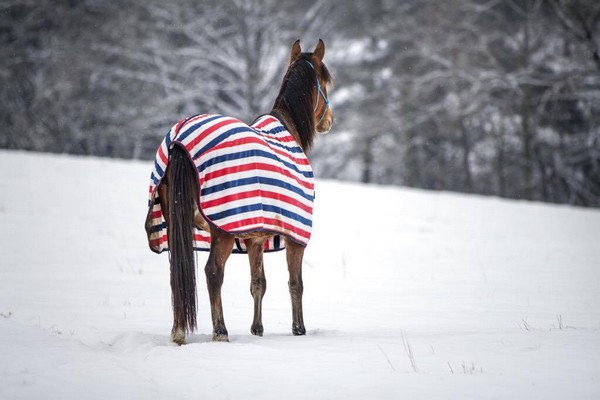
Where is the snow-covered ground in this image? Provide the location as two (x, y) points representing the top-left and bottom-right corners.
(1, 149), (599, 399)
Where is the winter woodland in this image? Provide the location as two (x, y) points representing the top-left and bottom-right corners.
(1, 0), (599, 206)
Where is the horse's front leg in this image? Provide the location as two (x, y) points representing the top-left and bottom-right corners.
(285, 238), (306, 336)
(205, 230), (234, 342)
(245, 238), (267, 336)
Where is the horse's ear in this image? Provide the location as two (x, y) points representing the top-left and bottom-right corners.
(313, 39), (325, 62)
(290, 40), (302, 63)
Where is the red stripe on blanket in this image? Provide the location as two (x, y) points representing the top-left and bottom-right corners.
(157, 143), (168, 165)
(220, 216), (311, 240)
(253, 116), (278, 129)
(187, 117), (239, 152)
(177, 114), (207, 134)
(151, 210), (162, 219)
(203, 161), (314, 191)
(209, 136), (311, 166)
(202, 189), (312, 214)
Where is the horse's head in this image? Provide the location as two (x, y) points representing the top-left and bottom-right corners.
(289, 39), (333, 135)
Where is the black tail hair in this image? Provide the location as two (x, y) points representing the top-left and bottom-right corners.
(167, 144), (197, 333)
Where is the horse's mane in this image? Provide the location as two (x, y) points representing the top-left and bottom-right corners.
(272, 53), (332, 153)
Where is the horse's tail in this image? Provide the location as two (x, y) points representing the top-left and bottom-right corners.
(167, 144), (197, 333)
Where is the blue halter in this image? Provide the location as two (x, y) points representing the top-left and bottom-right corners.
(304, 60), (330, 125)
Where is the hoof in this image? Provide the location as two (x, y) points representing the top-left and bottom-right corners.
(292, 324), (306, 336)
(212, 333), (229, 342)
(212, 328), (229, 342)
(251, 323), (264, 337)
(171, 328), (186, 345)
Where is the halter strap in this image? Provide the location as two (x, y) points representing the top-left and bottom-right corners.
(304, 60), (330, 124)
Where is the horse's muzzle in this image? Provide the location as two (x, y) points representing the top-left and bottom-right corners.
(318, 118), (332, 134)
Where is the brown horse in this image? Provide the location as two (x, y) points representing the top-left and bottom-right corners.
(145, 40), (333, 345)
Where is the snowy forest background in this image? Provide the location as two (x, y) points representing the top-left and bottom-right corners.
(1, 0), (599, 207)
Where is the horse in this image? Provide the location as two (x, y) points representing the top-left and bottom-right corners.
(145, 39), (333, 345)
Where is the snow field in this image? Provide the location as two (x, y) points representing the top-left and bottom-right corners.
(0, 150), (599, 399)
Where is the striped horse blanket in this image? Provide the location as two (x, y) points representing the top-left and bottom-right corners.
(146, 114), (314, 254)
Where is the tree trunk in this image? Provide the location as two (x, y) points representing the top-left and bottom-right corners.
(361, 136), (374, 184)
(521, 9), (534, 201)
(460, 126), (473, 193)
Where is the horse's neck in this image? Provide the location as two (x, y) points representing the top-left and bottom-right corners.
(269, 107), (305, 152)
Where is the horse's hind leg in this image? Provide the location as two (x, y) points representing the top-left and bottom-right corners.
(245, 239), (267, 336)
(285, 238), (306, 336)
(205, 229), (234, 342)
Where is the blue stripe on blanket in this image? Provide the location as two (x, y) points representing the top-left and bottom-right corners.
(198, 149), (313, 178)
(206, 203), (312, 227)
(201, 176), (314, 202)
